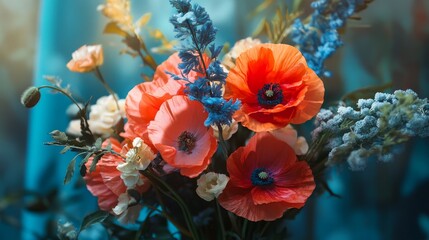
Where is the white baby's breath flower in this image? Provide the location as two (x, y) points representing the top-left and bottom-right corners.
(211, 120), (239, 141)
(196, 172), (229, 201)
(222, 37), (262, 70)
(66, 95), (125, 137)
(270, 125), (309, 155)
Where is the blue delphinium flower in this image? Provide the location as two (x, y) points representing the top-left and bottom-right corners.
(313, 89), (429, 170)
(169, 0), (240, 127)
(291, 0), (365, 77)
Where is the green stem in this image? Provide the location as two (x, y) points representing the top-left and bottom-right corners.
(227, 212), (240, 236)
(38, 85), (82, 112)
(142, 170), (200, 239)
(216, 123), (229, 161)
(94, 67), (120, 110)
(135, 33), (157, 71)
(215, 199), (226, 239)
(241, 219), (248, 239)
(258, 221), (270, 238)
(142, 203), (192, 238)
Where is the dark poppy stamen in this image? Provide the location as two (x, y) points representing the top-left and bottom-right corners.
(257, 83), (283, 107)
(251, 168), (274, 186)
(178, 131), (196, 154)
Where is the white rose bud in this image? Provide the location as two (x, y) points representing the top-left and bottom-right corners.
(196, 172), (229, 201)
(270, 125), (309, 155)
(211, 120), (238, 141)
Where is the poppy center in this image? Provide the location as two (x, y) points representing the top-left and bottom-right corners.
(178, 131), (196, 154)
(251, 168), (274, 186)
(257, 83), (283, 107)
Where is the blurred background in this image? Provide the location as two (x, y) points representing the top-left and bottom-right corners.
(0, 0), (428, 239)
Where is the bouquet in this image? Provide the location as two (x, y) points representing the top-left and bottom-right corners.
(21, 0), (429, 239)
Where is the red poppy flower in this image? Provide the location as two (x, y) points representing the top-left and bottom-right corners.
(218, 132), (315, 221)
(224, 44), (324, 132)
(147, 95), (217, 178)
(83, 138), (150, 211)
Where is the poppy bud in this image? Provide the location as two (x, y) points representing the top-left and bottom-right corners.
(21, 86), (41, 108)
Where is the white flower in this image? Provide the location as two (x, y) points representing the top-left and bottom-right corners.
(222, 37), (262, 70)
(66, 119), (82, 136)
(117, 161), (143, 188)
(66, 95), (125, 137)
(270, 125), (309, 155)
(112, 193), (131, 216)
(196, 172), (229, 201)
(117, 137), (155, 189)
(112, 193), (142, 224)
(211, 120), (239, 141)
(89, 95), (125, 135)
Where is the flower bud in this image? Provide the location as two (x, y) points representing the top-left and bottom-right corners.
(66, 44), (104, 73)
(21, 86), (41, 108)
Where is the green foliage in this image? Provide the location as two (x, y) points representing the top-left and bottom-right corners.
(79, 210), (110, 234)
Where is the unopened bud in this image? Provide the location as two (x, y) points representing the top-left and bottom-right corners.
(21, 86), (41, 108)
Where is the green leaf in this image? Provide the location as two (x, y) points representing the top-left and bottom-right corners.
(89, 152), (105, 173)
(64, 158), (76, 185)
(94, 138), (102, 150)
(50, 130), (68, 143)
(79, 151), (94, 177)
(79, 211), (109, 233)
(60, 146), (71, 154)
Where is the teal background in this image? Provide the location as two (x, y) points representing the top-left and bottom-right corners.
(0, 0), (428, 239)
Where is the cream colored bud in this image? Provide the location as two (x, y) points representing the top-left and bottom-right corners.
(196, 172), (229, 201)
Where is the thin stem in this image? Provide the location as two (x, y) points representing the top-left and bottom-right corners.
(142, 203), (192, 237)
(135, 33), (157, 71)
(142, 170), (200, 239)
(137, 49), (157, 72)
(259, 221), (270, 237)
(38, 85), (82, 112)
(185, 21), (208, 76)
(215, 199), (226, 239)
(241, 219), (248, 239)
(216, 123), (229, 161)
(93, 67), (120, 110)
(227, 212), (240, 236)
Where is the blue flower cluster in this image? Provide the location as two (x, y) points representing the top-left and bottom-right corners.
(169, 0), (240, 127)
(290, 0), (365, 77)
(313, 89), (429, 170)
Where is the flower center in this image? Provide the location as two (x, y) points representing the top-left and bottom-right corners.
(178, 131), (196, 154)
(257, 83), (283, 107)
(251, 168), (274, 186)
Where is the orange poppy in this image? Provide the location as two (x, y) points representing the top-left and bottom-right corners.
(122, 52), (210, 149)
(122, 53), (186, 148)
(147, 95), (217, 178)
(218, 132), (315, 221)
(224, 44), (324, 132)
